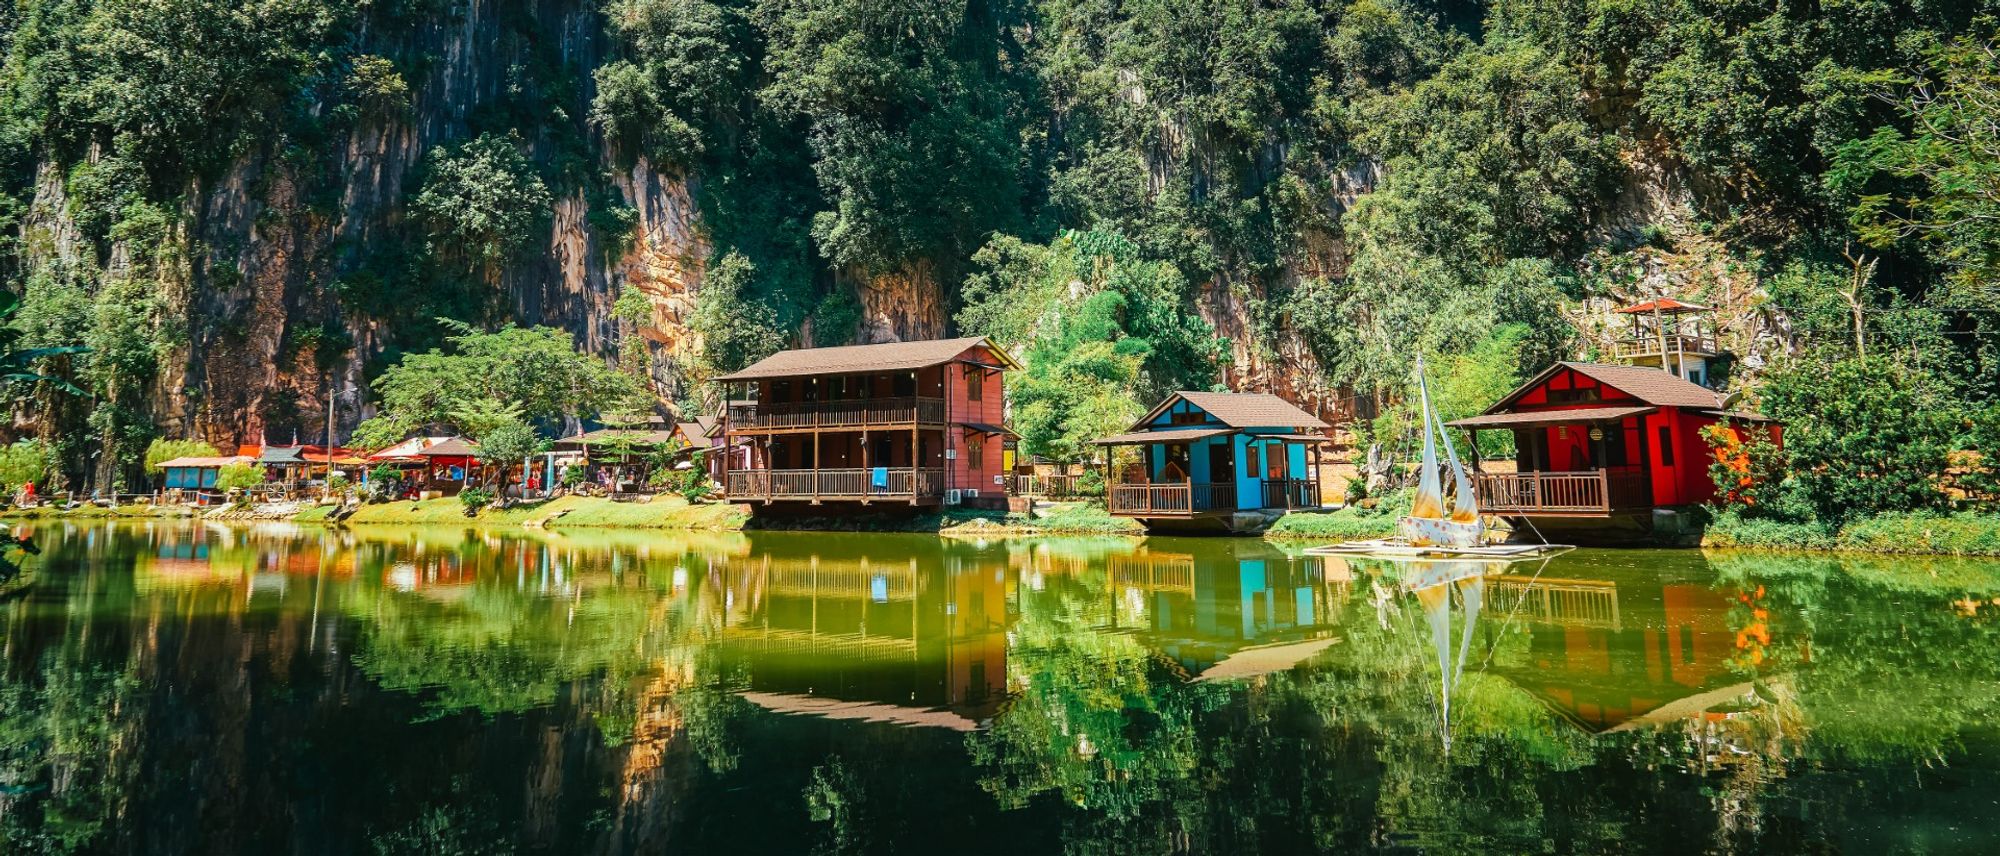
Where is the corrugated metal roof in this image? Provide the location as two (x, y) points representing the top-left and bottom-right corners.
(713, 337), (1016, 381)
(158, 455), (254, 469)
(1092, 427), (1237, 445)
(1135, 391), (1329, 431)
(1447, 406), (1656, 428)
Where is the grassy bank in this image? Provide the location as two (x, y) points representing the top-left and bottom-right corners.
(1264, 491), (1411, 542)
(1, 503), (196, 521)
(1705, 509), (2000, 556)
(343, 495), (750, 530)
(939, 502), (1144, 537)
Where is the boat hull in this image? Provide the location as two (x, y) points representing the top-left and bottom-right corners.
(1398, 515), (1484, 549)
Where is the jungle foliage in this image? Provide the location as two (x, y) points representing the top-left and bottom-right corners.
(0, 0), (1995, 497)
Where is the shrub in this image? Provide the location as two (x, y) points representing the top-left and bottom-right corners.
(213, 464), (268, 492)
(459, 487), (495, 515)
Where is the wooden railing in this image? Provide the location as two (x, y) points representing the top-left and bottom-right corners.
(726, 467), (945, 500)
(1612, 334), (1718, 359)
(1260, 479), (1320, 510)
(1108, 481), (1236, 514)
(1007, 473), (1087, 498)
(726, 397), (946, 430)
(1473, 469), (1648, 515)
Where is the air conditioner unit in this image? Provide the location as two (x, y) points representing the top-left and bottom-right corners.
(945, 489), (963, 505)
(963, 488), (979, 499)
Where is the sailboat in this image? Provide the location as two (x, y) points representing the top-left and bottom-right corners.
(1308, 355), (1570, 559)
(1398, 354), (1485, 549)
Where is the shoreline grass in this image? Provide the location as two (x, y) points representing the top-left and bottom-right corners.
(1703, 509), (2000, 557)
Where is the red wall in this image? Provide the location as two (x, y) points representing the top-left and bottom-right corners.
(943, 343), (1007, 495)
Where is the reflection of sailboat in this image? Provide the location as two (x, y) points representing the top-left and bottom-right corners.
(1397, 559), (1496, 752)
(1311, 355), (1570, 559)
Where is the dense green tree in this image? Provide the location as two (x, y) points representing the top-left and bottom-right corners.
(410, 133), (553, 270)
(1758, 355), (1960, 523)
(352, 321), (641, 448)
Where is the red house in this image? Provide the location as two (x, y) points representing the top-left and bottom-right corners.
(715, 337), (1018, 511)
(1445, 362), (1778, 536)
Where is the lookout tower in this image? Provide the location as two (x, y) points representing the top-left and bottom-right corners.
(1611, 298), (1717, 388)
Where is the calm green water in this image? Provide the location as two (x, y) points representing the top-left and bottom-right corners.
(1, 522), (1997, 854)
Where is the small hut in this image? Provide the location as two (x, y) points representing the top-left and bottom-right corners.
(1094, 391), (1331, 533)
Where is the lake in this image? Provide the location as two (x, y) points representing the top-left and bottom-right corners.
(1, 521), (1997, 854)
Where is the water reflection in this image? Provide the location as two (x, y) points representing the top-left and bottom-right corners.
(0, 522), (1996, 853)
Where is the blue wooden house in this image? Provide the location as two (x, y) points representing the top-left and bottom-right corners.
(1095, 391), (1330, 532)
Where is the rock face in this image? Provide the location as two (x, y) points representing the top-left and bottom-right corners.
(18, 0), (709, 452)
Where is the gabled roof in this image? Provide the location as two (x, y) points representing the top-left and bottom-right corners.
(712, 336), (1019, 381)
(1133, 391), (1329, 431)
(367, 436), (457, 460)
(257, 446), (309, 465)
(1487, 362), (1722, 413)
(1616, 298), (1708, 314)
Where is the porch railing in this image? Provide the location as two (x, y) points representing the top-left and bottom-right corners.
(1108, 481), (1236, 514)
(1612, 334), (1718, 359)
(726, 397), (946, 430)
(1007, 473), (1087, 498)
(1260, 478), (1320, 510)
(1472, 469), (1649, 515)
(726, 467), (946, 500)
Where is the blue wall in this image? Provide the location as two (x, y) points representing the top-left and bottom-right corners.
(1134, 397), (1311, 510)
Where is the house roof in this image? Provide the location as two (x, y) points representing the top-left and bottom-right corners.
(1489, 362), (1723, 412)
(416, 437), (480, 457)
(367, 436), (456, 460)
(712, 336), (1018, 381)
(1093, 427), (1238, 445)
(1447, 406), (1657, 429)
(1134, 391), (1329, 431)
(158, 455), (254, 469)
(558, 428), (677, 447)
(257, 446), (309, 465)
(1616, 298), (1709, 314)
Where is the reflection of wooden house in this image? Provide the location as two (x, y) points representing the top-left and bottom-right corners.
(716, 337), (1018, 511)
(1489, 575), (1737, 732)
(717, 547), (1010, 726)
(1446, 362), (1779, 537)
(1097, 392), (1331, 533)
(1106, 543), (1345, 676)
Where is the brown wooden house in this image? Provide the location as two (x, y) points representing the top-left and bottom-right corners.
(715, 337), (1018, 510)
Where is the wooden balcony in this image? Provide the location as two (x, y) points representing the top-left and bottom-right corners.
(726, 467), (945, 502)
(1472, 469), (1650, 516)
(1611, 334), (1718, 359)
(726, 397), (946, 432)
(1109, 481), (1235, 515)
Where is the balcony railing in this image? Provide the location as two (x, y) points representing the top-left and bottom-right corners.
(1611, 334), (1718, 359)
(1007, 473), (1087, 498)
(1109, 481), (1236, 515)
(726, 467), (945, 501)
(726, 397), (946, 431)
(1260, 478), (1321, 510)
(1472, 469), (1649, 515)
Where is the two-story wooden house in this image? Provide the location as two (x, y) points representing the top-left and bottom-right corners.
(715, 337), (1018, 511)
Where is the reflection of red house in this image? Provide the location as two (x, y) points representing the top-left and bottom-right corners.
(1447, 362), (1780, 527)
(1497, 577), (1737, 732)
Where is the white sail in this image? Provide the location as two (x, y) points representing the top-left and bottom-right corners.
(1432, 404), (1479, 523)
(1409, 355), (1446, 521)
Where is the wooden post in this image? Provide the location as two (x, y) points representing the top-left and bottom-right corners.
(860, 430), (871, 505)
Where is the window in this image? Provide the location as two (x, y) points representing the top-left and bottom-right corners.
(1267, 444), (1284, 480)
(966, 367), (983, 401)
(1245, 445), (1261, 476)
(1169, 408), (1206, 426)
(967, 435), (984, 468)
(1657, 426), (1674, 467)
